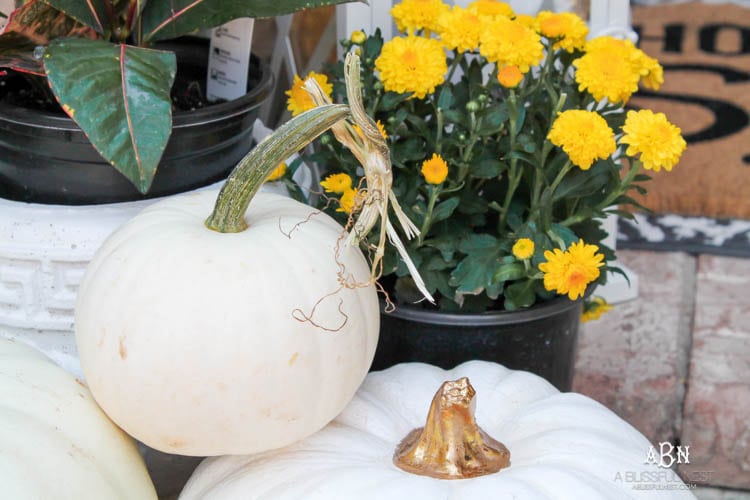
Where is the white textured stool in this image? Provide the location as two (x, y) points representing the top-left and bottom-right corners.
(0, 196), (163, 377)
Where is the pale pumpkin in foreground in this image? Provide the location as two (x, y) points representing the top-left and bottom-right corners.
(0, 338), (156, 499)
(180, 361), (696, 500)
(75, 105), (380, 456)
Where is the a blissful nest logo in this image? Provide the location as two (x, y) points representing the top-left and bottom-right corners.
(613, 442), (712, 491)
(645, 442), (690, 468)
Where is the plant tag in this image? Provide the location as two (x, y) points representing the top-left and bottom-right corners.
(206, 18), (255, 102)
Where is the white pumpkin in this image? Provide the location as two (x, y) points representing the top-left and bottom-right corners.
(75, 189), (379, 456)
(0, 338), (156, 499)
(74, 105), (380, 456)
(181, 361), (696, 500)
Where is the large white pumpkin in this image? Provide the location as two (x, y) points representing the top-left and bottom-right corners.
(181, 361), (696, 499)
(0, 338), (156, 499)
(75, 189), (380, 456)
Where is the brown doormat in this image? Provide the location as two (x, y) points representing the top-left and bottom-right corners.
(630, 2), (750, 219)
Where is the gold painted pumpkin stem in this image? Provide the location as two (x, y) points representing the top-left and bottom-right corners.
(205, 104), (350, 233)
(393, 377), (510, 479)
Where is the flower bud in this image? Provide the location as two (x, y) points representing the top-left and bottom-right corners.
(350, 30), (366, 45)
(466, 100), (480, 112)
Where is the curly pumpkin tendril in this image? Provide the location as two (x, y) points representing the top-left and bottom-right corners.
(304, 53), (434, 304)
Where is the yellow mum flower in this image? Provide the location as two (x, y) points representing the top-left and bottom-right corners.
(437, 6), (483, 53)
(548, 110), (616, 170)
(375, 36), (448, 99)
(421, 153), (448, 184)
(468, 0), (514, 20)
(337, 188), (360, 213)
(286, 72), (333, 116)
(512, 238), (535, 260)
(539, 240), (604, 301)
(581, 297), (613, 323)
(376, 120), (388, 140)
(573, 37), (641, 103)
(320, 173), (353, 194)
(513, 14), (538, 30)
(265, 162), (286, 182)
(479, 16), (543, 73)
(391, 0), (450, 34)
(621, 110), (686, 172)
(354, 121), (388, 140)
(497, 65), (523, 88)
(635, 51), (664, 90)
(536, 11), (588, 52)
(350, 30), (366, 45)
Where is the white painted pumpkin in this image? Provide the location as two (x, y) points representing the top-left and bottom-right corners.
(75, 189), (379, 456)
(0, 338), (157, 499)
(181, 361), (696, 500)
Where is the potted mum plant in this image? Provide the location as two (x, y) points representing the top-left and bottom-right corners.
(0, 0), (353, 204)
(286, 1), (686, 390)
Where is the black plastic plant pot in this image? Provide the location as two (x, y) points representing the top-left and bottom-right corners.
(372, 297), (582, 392)
(0, 37), (273, 205)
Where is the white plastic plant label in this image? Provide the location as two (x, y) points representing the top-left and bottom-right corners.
(207, 18), (255, 102)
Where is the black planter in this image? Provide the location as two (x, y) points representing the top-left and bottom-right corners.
(0, 37), (273, 205)
(372, 297), (582, 391)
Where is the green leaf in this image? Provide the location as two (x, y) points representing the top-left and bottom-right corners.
(379, 91), (408, 110)
(431, 197), (460, 224)
(548, 223), (579, 249)
(141, 0), (361, 42)
(473, 158), (504, 179)
(477, 102), (508, 134)
(44, 38), (176, 193)
(504, 279), (537, 310)
(553, 160), (610, 201)
(0, 1), (98, 74)
(43, 0), (107, 33)
(493, 262), (525, 283)
(449, 235), (502, 295)
(437, 85), (453, 109)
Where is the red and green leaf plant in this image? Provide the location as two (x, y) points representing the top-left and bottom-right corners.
(0, 0), (359, 193)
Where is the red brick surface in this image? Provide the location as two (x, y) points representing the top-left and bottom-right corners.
(573, 250), (696, 446)
(680, 255), (750, 490)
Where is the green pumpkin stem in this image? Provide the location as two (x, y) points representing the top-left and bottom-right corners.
(205, 104), (350, 233)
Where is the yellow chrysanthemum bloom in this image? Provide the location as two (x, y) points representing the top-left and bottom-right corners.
(354, 121), (388, 140)
(375, 36), (448, 99)
(634, 52), (664, 90)
(391, 0), (450, 34)
(437, 6), (483, 53)
(513, 14), (538, 30)
(539, 240), (604, 301)
(536, 11), (588, 52)
(285, 72), (333, 116)
(548, 110), (616, 170)
(497, 65), (523, 88)
(320, 173), (353, 194)
(512, 238), (535, 260)
(479, 16), (543, 73)
(581, 297), (613, 322)
(621, 110), (686, 172)
(573, 37), (641, 103)
(265, 162), (286, 182)
(350, 30), (366, 45)
(376, 120), (388, 140)
(467, 0), (514, 20)
(337, 188), (360, 213)
(421, 153), (449, 184)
